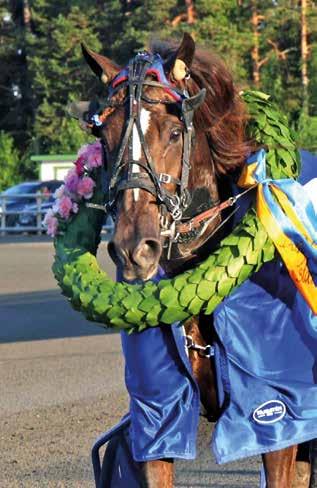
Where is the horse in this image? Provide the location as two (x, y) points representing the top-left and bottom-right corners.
(79, 34), (313, 488)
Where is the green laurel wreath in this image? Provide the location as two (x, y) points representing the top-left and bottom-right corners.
(53, 90), (300, 333)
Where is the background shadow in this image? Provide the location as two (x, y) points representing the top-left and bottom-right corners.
(0, 289), (115, 343)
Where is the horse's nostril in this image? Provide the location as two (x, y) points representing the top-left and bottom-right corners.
(142, 239), (162, 260)
(108, 238), (161, 280)
(133, 238), (162, 265)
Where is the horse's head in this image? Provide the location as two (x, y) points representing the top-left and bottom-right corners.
(80, 35), (252, 281)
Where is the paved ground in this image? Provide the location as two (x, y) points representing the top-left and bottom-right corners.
(0, 236), (262, 487)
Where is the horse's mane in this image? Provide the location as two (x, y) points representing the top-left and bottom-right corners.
(150, 40), (256, 175)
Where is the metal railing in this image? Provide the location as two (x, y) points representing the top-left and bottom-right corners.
(0, 193), (46, 234)
(0, 193), (114, 236)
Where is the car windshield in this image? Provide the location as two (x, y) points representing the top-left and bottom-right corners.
(2, 183), (39, 196)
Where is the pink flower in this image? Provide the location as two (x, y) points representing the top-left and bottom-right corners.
(64, 168), (80, 194)
(54, 184), (66, 200)
(77, 144), (89, 158)
(72, 202), (79, 214)
(77, 141), (102, 170)
(77, 176), (95, 199)
(75, 155), (85, 176)
(43, 209), (58, 237)
(56, 195), (74, 219)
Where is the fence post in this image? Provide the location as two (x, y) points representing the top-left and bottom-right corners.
(1, 196), (6, 236)
(36, 192), (42, 235)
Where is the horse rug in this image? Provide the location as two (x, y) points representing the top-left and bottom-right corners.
(116, 151), (317, 466)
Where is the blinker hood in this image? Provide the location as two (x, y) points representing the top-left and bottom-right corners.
(182, 89), (206, 130)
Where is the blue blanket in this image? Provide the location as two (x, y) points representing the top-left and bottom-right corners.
(119, 150), (317, 464)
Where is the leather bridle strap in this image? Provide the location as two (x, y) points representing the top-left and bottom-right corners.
(177, 198), (234, 234)
(176, 184), (257, 235)
(90, 52), (218, 246)
(107, 54), (182, 214)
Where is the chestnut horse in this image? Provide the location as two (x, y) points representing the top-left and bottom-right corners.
(81, 34), (311, 488)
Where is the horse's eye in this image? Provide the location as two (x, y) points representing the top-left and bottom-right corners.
(169, 128), (182, 143)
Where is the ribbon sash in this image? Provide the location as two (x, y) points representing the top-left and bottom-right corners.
(238, 149), (317, 314)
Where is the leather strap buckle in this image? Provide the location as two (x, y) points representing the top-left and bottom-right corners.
(159, 173), (172, 184)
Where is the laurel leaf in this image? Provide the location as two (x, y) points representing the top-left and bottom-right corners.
(160, 286), (179, 307)
(179, 284), (197, 307)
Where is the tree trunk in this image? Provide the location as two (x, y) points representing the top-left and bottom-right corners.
(185, 0), (195, 24)
(23, 0), (32, 30)
(251, 0), (261, 87)
(171, 0), (196, 27)
(301, 0), (309, 115)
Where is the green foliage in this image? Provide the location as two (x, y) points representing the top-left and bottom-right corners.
(297, 112), (317, 152)
(192, 0), (253, 81)
(0, 131), (20, 191)
(0, 0), (316, 179)
(27, 3), (102, 153)
(100, 0), (177, 63)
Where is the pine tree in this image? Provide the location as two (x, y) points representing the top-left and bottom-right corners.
(1, 0), (316, 164)
(0, 1), (33, 154)
(26, 1), (103, 153)
(0, 131), (20, 191)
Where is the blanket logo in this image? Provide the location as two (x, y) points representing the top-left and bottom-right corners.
(253, 400), (286, 425)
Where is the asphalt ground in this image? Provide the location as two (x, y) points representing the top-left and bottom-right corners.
(0, 235), (261, 487)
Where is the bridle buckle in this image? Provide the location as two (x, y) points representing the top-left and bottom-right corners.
(171, 206), (182, 221)
(159, 173), (172, 184)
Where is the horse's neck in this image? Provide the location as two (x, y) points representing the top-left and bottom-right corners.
(188, 131), (219, 201)
(161, 132), (232, 276)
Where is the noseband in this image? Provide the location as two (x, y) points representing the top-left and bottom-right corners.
(88, 52), (241, 258)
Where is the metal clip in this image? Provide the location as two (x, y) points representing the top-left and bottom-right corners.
(171, 206), (182, 221)
(185, 335), (214, 358)
(91, 114), (103, 127)
(228, 196), (236, 206)
(166, 221), (180, 260)
(85, 202), (108, 213)
(165, 194), (182, 222)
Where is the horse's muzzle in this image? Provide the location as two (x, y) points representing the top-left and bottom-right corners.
(108, 238), (162, 281)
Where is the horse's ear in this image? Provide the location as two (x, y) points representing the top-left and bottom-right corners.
(169, 33), (195, 82)
(81, 43), (119, 84)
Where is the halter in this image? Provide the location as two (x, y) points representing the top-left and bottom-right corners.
(88, 52), (238, 257)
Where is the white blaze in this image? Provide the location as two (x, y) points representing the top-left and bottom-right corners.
(132, 108), (151, 201)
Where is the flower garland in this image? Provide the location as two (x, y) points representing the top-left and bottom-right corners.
(50, 90), (300, 333)
(43, 141), (103, 236)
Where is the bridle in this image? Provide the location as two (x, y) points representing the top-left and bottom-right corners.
(91, 51), (200, 217)
(88, 51), (252, 258)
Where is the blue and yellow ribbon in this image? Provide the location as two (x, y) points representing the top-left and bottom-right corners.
(238, 149), (317, 315)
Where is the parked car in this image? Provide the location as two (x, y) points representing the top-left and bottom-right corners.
(18, 198), (57, 231)
(0, 180), (63, 228)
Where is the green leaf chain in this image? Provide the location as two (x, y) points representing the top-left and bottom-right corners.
(53, 90), (300, 333)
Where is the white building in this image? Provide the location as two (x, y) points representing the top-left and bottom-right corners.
(31, 154), (76, 181)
